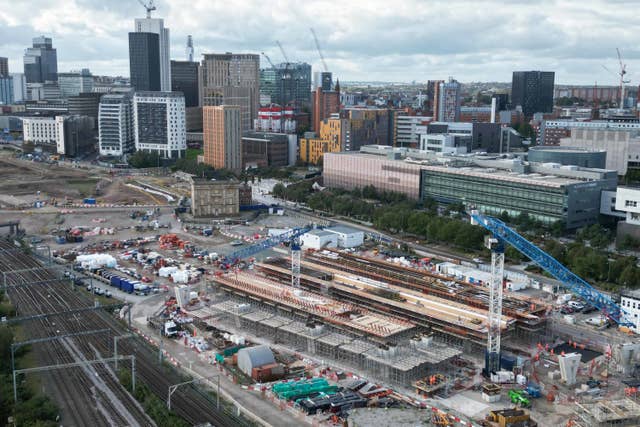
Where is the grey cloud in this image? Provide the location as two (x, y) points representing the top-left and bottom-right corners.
(0, 0), (639, 84)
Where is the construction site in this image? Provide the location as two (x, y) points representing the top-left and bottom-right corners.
(3, 155), (640, 426)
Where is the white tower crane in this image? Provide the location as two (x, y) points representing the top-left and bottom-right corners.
(472, 212), (505, 375)
(137, 0), (156, 18)
(616, 48), (631, 109)
(310, 28), (329, 72)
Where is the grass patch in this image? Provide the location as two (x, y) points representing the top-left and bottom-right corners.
(186, 148), (203, 161)
(66, 178), (99, 197)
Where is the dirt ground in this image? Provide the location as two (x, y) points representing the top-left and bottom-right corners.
(0, 155), (157, 207)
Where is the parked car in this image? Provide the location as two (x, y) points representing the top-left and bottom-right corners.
(560, 306), (574, 315)
(105, 290), (112, 298)
(568, 301), (585, 311)
(582, 304), (597, 314)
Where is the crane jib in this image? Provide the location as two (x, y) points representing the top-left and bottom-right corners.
(470, 212), (630, 326)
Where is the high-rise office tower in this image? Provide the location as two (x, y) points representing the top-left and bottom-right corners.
(134, 18), (171, 91)
(186, 35), (194, 62)
(312, 71), (333, 91)
(436, 78), (461, 122)
(23, 36), (58, 83)
(11, 73), (26, 102)
(129, 32), (161, 91)
(98, 94), (134, 157)
(203, 105), (242, 171)
(259, 62), (311, 107)
(58, 69), (93, 98)
(511, 71), (555, 117)
(200, 53), (260, 131)
(0, 57), (8, 77)
(171, 60), (199, 107)
(133, 92), (186, 159)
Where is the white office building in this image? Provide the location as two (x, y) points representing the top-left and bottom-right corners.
(22, 116), (58, 145)
(620, 291), (640, 332)
(419, 133), (470, 154)
(98, 94), (134, 157)
(395, 114), (428, 147)
(133, 92), (185, 159)
(615, 187), (640, 226)
(134, 18), (171, 91)
(58, 69), (93, 98)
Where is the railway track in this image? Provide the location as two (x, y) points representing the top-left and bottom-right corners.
(1, 240), (245, 426)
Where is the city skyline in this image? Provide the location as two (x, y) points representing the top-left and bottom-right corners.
(0, 0), (638, 85)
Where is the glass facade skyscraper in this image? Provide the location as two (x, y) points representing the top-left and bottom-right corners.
(259, 62), (311, 107)
(511, 71), (555, 117)
(23, 36), (58, 83)
(128, 32), (161, 91)
(171, 60), (199, 107)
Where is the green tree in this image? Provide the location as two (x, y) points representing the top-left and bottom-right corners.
(272, 183), (286, 198)
(128, 151), (162, 168)
(422, 196), (438, 215)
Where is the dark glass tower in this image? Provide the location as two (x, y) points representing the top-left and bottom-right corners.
(511, 71), (555, 117)
(23, 36), (58, 83)
(170, 60), (199, 107)
(128, 32), (161, 91)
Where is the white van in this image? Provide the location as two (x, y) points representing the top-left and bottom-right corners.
(568, 300), (585, 310)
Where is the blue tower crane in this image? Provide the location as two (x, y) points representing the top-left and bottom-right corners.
(221, 226), (312, 267)
(470, 210), (631, 376)
(470, 211), (630, 326)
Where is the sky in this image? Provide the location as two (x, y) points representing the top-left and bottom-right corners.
(1, 0), (639, 85)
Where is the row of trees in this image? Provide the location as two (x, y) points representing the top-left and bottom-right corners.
(543, 239), (640, 289)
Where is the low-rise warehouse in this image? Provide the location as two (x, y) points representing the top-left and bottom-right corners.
(237, 345), (276, 378)
(325, 225), (364, 248)
(300, 229), (338, 250)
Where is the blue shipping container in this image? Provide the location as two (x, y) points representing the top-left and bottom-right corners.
(110, 276), (121, 287)
(121, 280), (134, 293)
(83, 198), (96, 205)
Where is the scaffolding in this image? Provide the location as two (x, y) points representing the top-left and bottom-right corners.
(192, 294), (461, 386)
(574, 399), (640, 427)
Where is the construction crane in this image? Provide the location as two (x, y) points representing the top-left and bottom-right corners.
(310, 28), (329, 72)
(137, 0), (156, 18)
(276, 41), (290, 65)
(616, 48), (631, 109)
(470, 210), (631, 374)
(291, 238), (301, 289)
(221, 226), (310, 265)
(261, 52), (276, 69)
